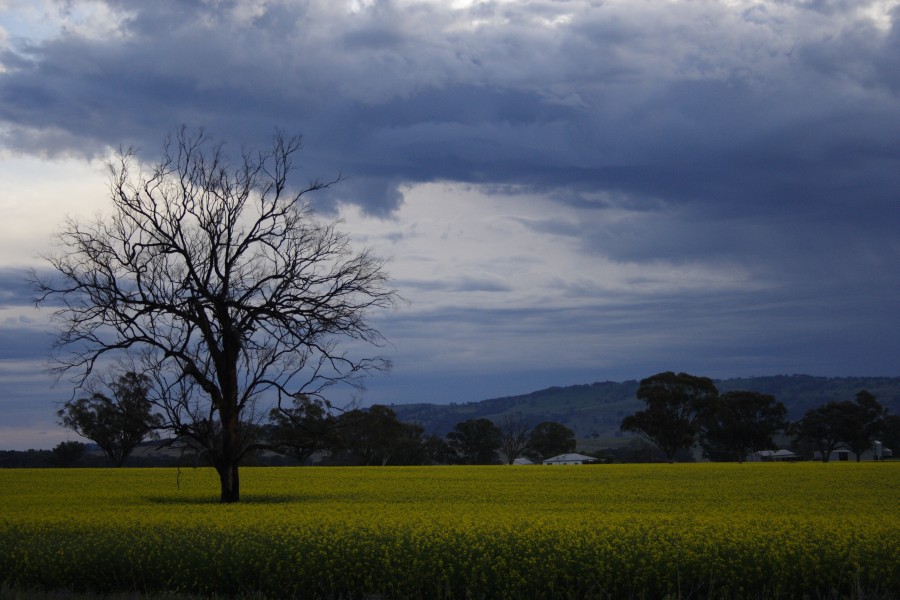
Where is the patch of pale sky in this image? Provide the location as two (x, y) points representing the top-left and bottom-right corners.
(338, 182), (762, 316)
(0, 0), (131, 43)
(223, 0), (270, 24)
(0, 154), (109, 267)
(0, 306), (43, 328)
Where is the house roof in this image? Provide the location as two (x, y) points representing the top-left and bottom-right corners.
(543, 453), (597, 463)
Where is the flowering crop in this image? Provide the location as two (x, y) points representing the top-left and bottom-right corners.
(1, 463), (897, 598)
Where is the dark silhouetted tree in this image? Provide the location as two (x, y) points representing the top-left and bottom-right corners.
(421, 433), (455, 465)
(620, 371), (718, 462)
(879, 414), (900, 459)
(526, 421), (576, 460)
(336, 405), (407, 466)
(447, 418), (502, 464)
(268, 395), (340, 465)
(388, 422), (433, 466)
(57, 371), (162, 467)
(51, 441), (86, 467)
(696, 391), (788, 462)
(497, 413), (531, 464)
(838, 391), (885, 461)
(34, 129), (397, 502)
(793, 402), (845, 462)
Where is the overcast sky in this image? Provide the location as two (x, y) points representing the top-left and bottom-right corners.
(1, 0), (899, 450)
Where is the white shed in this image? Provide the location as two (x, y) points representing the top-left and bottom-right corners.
(542, 453), (597, 465)
(772, 449), (799, 461)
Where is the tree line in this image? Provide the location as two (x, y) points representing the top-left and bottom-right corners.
(619, 371), (899, 462)
(30, 369), (898, 468)
(49, 375), (579, 467)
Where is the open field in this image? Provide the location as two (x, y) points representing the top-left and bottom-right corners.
(1, 464), (898, 599)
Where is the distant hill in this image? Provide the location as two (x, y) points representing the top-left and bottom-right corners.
(390, 375), (900, 446)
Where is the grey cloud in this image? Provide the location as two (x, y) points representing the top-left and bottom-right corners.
(0, 327), (53, 361)
(397, 277), (512, 294)
(1, 0), (898, 220)
(371, 274), (900, 389)
(0, 268), (35, 307)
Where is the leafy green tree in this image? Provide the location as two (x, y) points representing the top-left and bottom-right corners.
(837, 391), (885, 461)
(387, 422), (433, 466)
(794, 393), (886, 462)
(447, 418), (502, 465)
(35, 129), (397, 502)
(620, 371), (718, 462)
(696, 391), (788, 462)
(421, 433), (455, 465)
(57, 371), (162, 467)
(526, 421), (576, 460)
(268, 395), (340, 465)
(51, 441), (86, 467)
(336, 405), (407, 466)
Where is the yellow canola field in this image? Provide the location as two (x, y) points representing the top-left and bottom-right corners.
(1, 463), (897, 599)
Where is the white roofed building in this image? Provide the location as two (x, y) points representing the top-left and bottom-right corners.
(542, 453), (597, 465)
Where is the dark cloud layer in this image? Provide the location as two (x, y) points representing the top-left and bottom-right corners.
(1, 1), (897, 215)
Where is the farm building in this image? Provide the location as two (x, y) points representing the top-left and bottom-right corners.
(817, 444), (893, 461)
(542, 453), (597, 465)
(749, 449), (799, 462)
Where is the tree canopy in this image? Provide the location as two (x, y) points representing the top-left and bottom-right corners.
(696, 391), (787, 462)
(620, 371), (718, 461)
(793, 391), (885, 462)
(526, 421), (576, 460)
(447, 418), (502, 465)
(267, 395), (340, 465)
(57, 371), (162, 467)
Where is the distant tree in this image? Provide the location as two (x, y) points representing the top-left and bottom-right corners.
(620, 371), (718, 462)
(526, 421), (576, 460)
(336, 405), (407, 466)
(792, 402), (846, 462)
(497, 413), (531, 464)
(34, 129), (397, 502)
(837, 391), (885, 461)
(268, 395), (340, 465)
(51, 441), (86, 467)
(880, 414), (900, 457)
(57, 371), (163, 467)
(696, 391), (788, 462)
(447, 418), (502, 465)
(793, 393), (886, 462)
(421, 433), (455, 465)
(388, 422), (432, 466)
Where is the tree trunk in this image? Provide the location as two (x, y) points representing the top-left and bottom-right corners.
(217, 461), (240, 503)
(218, 404), (241, 503)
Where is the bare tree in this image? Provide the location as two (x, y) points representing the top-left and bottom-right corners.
(497, 413), (530, 464)
(34, 128), (398, 502)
